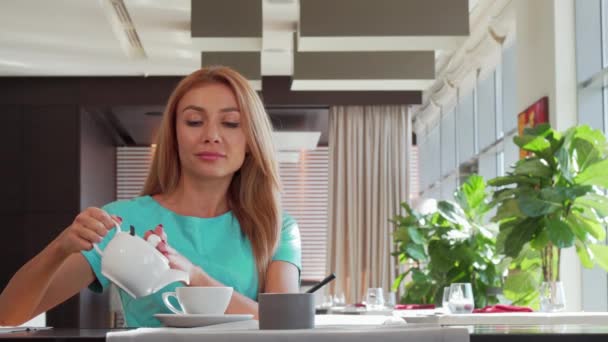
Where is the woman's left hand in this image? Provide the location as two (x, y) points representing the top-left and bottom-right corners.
(165, 246), (210, 286)
(145, 225), (209, 285)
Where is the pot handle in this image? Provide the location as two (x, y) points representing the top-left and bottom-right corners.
(93, 219), (123, 256)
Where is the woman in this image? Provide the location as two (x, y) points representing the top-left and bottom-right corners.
(0, 66), (301, 327)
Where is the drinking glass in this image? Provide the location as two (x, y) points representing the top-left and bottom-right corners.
(366, 288), (385, 310)
(322, 294), (334, 308)
(448, 283), (474, 314)
(442, 286), (451, 313)
(385, 291), (397, 308)
(539, 281), (566, 312)
(333, 292), (346, 307)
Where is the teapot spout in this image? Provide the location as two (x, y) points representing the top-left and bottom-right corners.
(153, 269), (190, 292)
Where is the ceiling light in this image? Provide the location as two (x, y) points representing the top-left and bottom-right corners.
(277, 151), (301, 163)
(273, 132), (320, 150)
(101, 0), (147, 60)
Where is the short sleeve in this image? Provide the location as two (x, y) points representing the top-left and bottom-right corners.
(272, 213), (302, 272)
(80, 203), (120, 293)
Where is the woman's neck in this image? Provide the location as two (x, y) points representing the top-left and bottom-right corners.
(156, 174), (232, 218)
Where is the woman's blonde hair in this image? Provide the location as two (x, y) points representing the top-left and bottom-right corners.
(142, 66), (281, 292)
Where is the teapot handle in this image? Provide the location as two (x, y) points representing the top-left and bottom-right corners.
(93, 219), (124, 256)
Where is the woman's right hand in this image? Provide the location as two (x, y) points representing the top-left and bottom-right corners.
(53, 207), (122, 257)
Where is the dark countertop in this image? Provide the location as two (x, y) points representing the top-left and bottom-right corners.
(2, 325), (608, 341)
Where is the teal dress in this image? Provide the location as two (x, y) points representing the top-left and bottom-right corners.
(81, 195), (302, 327)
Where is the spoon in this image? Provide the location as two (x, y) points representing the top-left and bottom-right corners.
(306, 273), (336, 294)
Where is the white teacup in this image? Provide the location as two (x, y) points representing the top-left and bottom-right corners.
(162, 286), (233, 315)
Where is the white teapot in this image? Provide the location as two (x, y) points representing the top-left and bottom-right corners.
(93, 222), (190, 298)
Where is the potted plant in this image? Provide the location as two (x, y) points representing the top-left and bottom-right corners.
(392, 175), (507, 308)
(488, 124), (608, 311)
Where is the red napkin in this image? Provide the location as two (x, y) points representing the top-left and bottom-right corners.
(473, 304), (533, 313)
(394, 304), (436, 310)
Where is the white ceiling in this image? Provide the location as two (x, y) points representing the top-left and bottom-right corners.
(0, 0), (481, 88)
(0, 0), (299, 76)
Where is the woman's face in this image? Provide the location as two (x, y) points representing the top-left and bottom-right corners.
(175, 82), (248, 182)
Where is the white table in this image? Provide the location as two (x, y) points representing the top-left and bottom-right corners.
(107, 315), (469, 342)
(397, 311), (608, 325)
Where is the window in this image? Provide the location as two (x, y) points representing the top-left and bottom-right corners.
(278, 147), (329, 282)
(409, 144), (419, 201)
(575, 0), (608, 311)
(116, 146), (154, 200)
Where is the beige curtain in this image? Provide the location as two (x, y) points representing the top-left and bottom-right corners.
(327, 105), (410, 304)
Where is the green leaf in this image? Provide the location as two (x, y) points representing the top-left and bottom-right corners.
(504, 219), (541, 258)
(392, 271), (408, 291)
(488, 175), (541, 187)
(411, 268), (429, 283)
(571, 125), (606, 171)
(514, 135), (551, 154)
(516, 246), (543, 271)
(572, 138), (601, 173)
(556, 146), (573, 183)
(496, 224), (514, 255)
(400, 202), (421, 219)
(437, 201), (470, 228)
(575, 159), (608, 188)
(575, 241), (594, 269)
(517, 192), (561, 217)
(493, 199), (524, 222)
(523, 123), (552, 137)
(405, 281), (433, 303)
(530, 229), (549, 251)
(456, 175), (486, 213)
(514, 158), (553, 178)
(428, 240), (455, 273)
(568, 212), (606, 242)
(545, 217), (575, 248)
(575, 193), (608, 217)
(394, 215), (417, 227)
(589, 244), (608, 272)
(562, 185), (594, 200)
(539, 187), (568, 204)
(565, 212), (595, 242)
(406, 243), (427, 261)
(503, 269), (541, 306)
(407, 227), (425, 245)
(576, 206), (606, 240)
(573, 124), (606, 141)
(492, 188), (521, 202)
(393, 227), (410, 244)
(503, 270), (538, 296)
(474, 221), (497, 239)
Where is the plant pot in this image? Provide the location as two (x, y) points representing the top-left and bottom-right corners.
(539, 281), (566, 312)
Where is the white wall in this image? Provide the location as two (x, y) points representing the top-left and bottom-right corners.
(515, 0), (581, 311)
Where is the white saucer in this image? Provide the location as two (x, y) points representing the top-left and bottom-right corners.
(154, 313), (254, 328)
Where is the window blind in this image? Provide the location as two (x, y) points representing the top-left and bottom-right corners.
(410, 145), (419, 200)
(279, 147), (329, 282)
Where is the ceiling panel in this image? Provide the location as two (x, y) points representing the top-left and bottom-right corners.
(293, 50), (435, 91)
(0, 0), (475, 95)
(0, 0), (130, 75)
(298, 0), (469, 51)
(191, 0), (262, 51)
